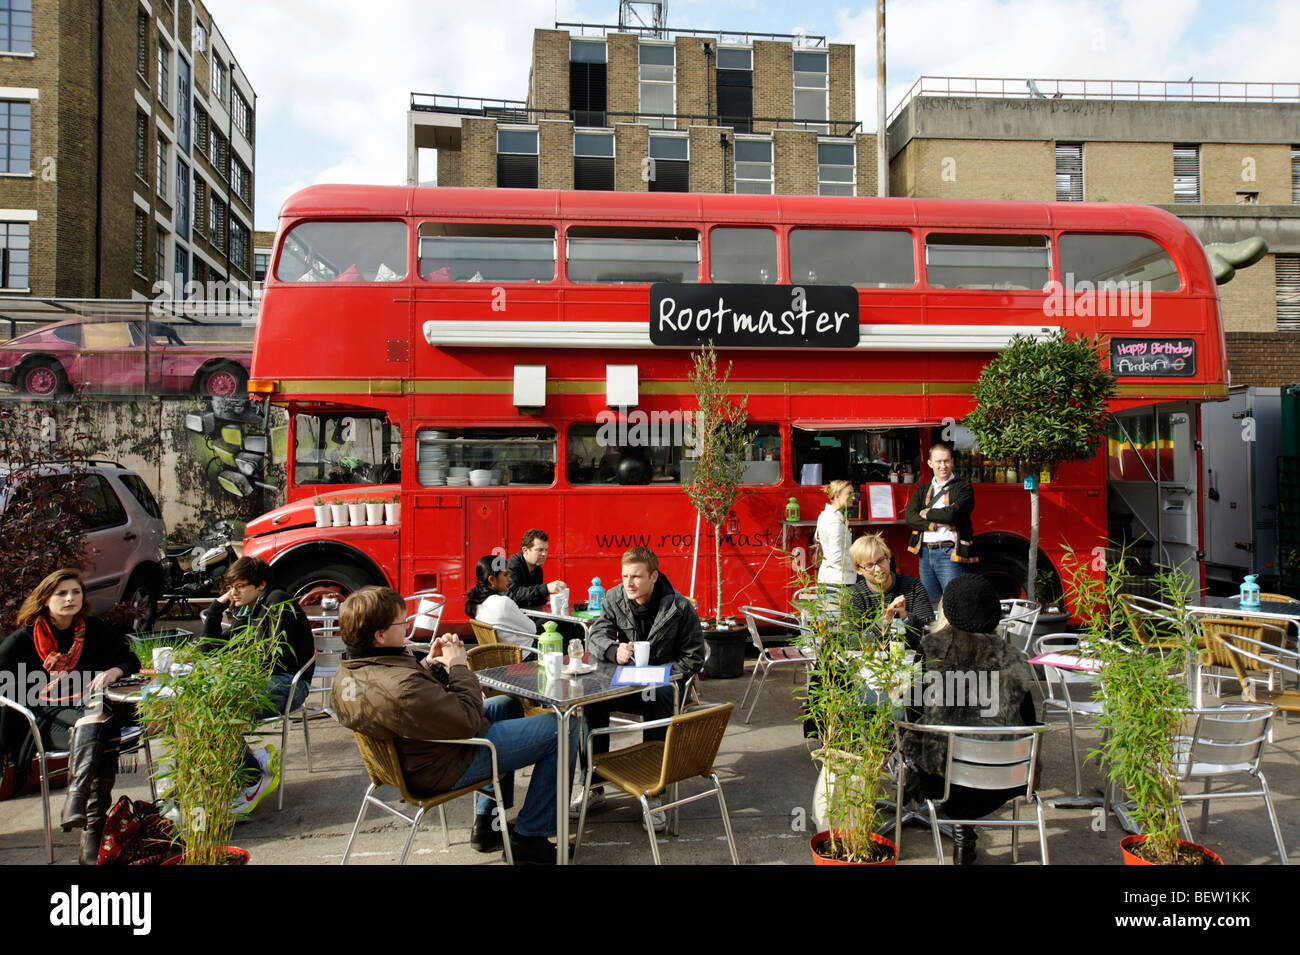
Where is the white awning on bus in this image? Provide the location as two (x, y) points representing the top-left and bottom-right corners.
(792, 420), (943, 430)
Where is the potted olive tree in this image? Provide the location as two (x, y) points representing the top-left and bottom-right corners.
(799, 584), (905, 864)
(684, 344), (754, 676)
(1063, 548), (1219, 865)
(139, 605), (282, 864)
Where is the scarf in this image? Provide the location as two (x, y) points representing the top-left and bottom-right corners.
(32, 616), (86, 703)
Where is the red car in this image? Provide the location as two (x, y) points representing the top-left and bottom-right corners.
(0, 317), (252, 397)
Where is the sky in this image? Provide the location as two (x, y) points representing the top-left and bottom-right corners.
(199, 0), (1300, 230)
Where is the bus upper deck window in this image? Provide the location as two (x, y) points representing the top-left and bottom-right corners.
(925, 233), (1050, 290)
(789, 228), (915, 287)
(418, 223), (555, 283)
(709, 227), (778, 284)
(566, 226), (699, 284)
(1059, 234), (1181, 292)
(276, 221), (408, 283)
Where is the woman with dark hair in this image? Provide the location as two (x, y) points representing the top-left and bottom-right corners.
(0, 568), (139, 864)
(465, 555), (537, 644)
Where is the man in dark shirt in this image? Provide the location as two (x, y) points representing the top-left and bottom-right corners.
(506, 529), (567, 611)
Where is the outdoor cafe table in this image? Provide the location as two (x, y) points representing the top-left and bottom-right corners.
(1187, 595), (1300, 634)
(473, 658), (682, 865)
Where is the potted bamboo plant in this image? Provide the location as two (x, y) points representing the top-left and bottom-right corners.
(1064, 548), (1220, 865)
(799, 582), (905, 864)
(139, 605), (281, 864)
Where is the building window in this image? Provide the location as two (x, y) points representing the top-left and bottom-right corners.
(569, 40), (607, 127)
(229, 217), (249, 274)
(232, 88), (252, 141)
(639, 43), (675, 129)
(253, 251), (269, 282)
(195, 107), (208, 155)
(211, 55), (226, 105)
(1292, 147), (1299, 204)
(155, 227), (167, 281)
(193, 20), (207, 52)
(648, 133), (688, 193)
(734, 137), (773, 194)
(1, 0), (33, 54)
(136, 9), (148, 77)
(496, 128), (538, 189)
(174, 246), (188, 290)
(716, 47), (753, 134)
(574, 131), (614, 191)
(1056, 143), (1083, 201)
(134, 211), (146, 275)
(175, 160), (190, 240)
(135, 112), (147, 181)
(1279, 255), (1300, 331)
(232, 157), (250, 204)
(156, 136), (168, 199)
(212, 129), (227, 177)
(1173, 145), (1200, 203)
(209, 195), (224, 245)
(157, 38), (171, 111)
(193, 178), (205, 234)
(793, 50), (828, 133)
(0, 100), (32, 174)
(816, 141), (855, 196)
(176, 55), (190, 152)
(0, 222), (29, 289)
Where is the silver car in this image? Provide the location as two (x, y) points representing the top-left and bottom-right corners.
(0, 461), (168, 630)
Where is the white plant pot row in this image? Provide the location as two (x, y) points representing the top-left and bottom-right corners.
(314, 502), (401, 527)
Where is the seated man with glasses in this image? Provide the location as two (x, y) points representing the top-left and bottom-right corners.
(200, 557), (315, 816)
(332, 586), (576, 865)
(847, 533), (934, 652)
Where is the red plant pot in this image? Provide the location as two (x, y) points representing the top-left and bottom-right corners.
(810, 829), (897, 865)
(1120, 834), (1222, 866)
(161, 846), (250, 866)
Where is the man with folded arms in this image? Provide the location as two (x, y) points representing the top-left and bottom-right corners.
(332, 586), (576, 864)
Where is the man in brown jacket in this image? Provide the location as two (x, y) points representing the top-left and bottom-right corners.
(332, 587), (573, 864)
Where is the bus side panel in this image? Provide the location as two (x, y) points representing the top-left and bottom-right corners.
(406, 495), (465, 605)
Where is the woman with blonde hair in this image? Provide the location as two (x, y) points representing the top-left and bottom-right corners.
(847, 533), (934, 650)
(816, 479), (856, 589)
(0, 568), (139, 864)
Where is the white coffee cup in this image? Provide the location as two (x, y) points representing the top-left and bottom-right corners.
(152, 647), (174, 675)
(633, 641), (651, 667)
(549, 592), (569, 615)
(543, 651), (564, 682)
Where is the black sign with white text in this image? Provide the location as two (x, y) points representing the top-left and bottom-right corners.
(649, 283), (860, 348)
(1109, 338), (1197, 377)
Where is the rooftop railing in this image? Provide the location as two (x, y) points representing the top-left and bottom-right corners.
(554, 21), (827, 46)
(888, 76), (1300, 125)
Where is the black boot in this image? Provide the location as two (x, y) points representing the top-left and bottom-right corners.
(79, 744), (118, 866)
(952, 825), (979, 865)
(60, 722), (111, 831)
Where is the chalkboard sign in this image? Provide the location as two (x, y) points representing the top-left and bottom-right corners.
(1109, 338), (1196, 377)
(649, 283), (860, 348)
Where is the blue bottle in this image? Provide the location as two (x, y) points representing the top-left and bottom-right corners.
(587, 577), (605, 612)
(1240, 574), (1261, 609)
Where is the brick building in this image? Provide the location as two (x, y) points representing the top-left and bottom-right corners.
(409, 23), (878, 198)
(885, 78), (1300, 385)
(0, 0), (256, 301)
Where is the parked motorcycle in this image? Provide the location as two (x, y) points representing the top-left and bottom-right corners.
(158, 516), (240, 616)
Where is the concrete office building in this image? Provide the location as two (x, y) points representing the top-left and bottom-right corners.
(885, 78), (1300, 385)
(409, 22), (879, 198)
(0, 0), (256, 301)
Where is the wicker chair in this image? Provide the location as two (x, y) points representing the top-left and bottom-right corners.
(469, 620), (498, 646)
(1206, 630), (1300, 719)
(1195, 617), (1287, 703)
(341, 732), (513, 865)
(466, 643), (548, 718)
(573, 702), (739, 865)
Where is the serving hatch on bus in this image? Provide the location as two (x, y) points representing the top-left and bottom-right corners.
(649, 283), (860, 348)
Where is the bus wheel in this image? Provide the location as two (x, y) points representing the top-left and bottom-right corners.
(283, 561), (376, 610)
(976, 547), (1032, 601)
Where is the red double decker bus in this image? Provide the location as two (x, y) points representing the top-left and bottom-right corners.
(242, 185), (1226, 623)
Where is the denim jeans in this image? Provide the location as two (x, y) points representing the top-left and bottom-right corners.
(239, 673), (311, 782)
(452, 695), (579, 839)
(917, 543), (965, 605)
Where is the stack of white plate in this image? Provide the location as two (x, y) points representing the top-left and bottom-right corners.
(447, 465), (470, 487)
(418, 441), (449, 485)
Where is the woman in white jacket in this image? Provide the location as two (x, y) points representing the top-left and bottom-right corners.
(816, 479), (856, 590)
(465, 555), (538, 645)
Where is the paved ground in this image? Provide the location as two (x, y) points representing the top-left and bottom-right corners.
(3, 639), (1296, 866)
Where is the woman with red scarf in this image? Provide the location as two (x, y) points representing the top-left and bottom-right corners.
(0, 568), (139, 864)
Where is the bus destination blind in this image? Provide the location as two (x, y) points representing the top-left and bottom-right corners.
(650, 283), (860, 348)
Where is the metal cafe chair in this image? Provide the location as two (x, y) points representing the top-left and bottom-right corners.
(573, 702), (738, 865)
(1173, 703), (1287, 864)
(466, 643), (548, 718)
(738, 605), (814, 724)
(0, 695), (149, 864)
(997, 599), (1040, 654)
(1207, 630), (1300, 721)
(895, 722), (1051, 865)
(1192, 616), (1288, 706)
(341, 731), (513, 865)
(254, 651), (317, 809)
(404, 590), (446, 635)
(1034, 632), (1103, 803)
(469, 619), (536, 648)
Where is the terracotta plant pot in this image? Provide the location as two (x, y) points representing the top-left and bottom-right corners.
(1120, 833), (1222, 866)
(161, 846), (250, 866)
(810, 829), (897, 865)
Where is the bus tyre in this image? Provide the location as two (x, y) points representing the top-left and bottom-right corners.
(283, 560), (376, 610)
(975, 547), (1032, 602)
